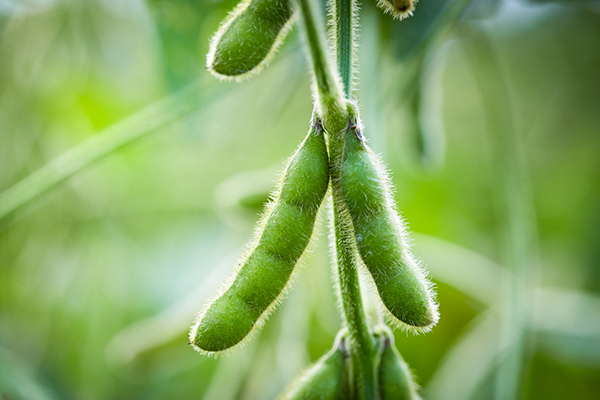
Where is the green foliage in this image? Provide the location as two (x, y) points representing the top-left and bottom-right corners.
(190, 121), (329, 353)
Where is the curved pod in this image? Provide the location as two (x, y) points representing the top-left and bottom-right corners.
(207, 0), (295, 80)
(190, 121), (329, 353)
(339, 126), (438, 331)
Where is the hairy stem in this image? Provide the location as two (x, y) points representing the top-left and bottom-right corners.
(299, 0), (376, 396)
(329, 133), (377, 400)
(334, 0), (354, 97)
(297, 0), (346, 131)
(330, 0), (377, 397)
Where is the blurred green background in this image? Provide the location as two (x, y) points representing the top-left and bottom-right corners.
(1, 0), (599, 399)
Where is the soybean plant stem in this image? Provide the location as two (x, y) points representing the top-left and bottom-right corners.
(335, 0), (354, 97)
(329, 135), (377, 400)
(297, 0), (346, 130)
(330, 0), (377, 397)
(299, 0), (376, 396)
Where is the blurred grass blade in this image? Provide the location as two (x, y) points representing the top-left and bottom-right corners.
(0, 78), (225, 223)
(203, 340), (259, 400)
(534, 288), (600, 339)
(0, 347), (61, 400)
(391, 0), (474, 62)
(534, 288), (600, 368)
(425, 311), (501, 400)
(413, 233), (508, 306)
(395, 56), (446, 171)
(416, 233), (600, 344)
(462, 24), (539, 400)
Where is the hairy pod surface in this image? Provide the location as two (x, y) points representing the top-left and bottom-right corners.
(375, 0), (417, 20)
(339, 125), (439, 331)
(190, 122), (329, 353)
(206, 0), (295, 80)
(279, 334), (347, 399)
(376, 327), (421, 400)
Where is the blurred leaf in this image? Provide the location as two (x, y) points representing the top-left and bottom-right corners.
(384, 0), (477, 61)
(425, 311), (500, 400)
(388, 0), (451, 60)
(212, 167), (278, 230)
(105, 254), (236, 366)
(418, 234), (600, 331)
(528, 0), (600, 14)
(0, 347), (61, 400)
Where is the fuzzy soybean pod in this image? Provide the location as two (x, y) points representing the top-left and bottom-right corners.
(190, 120), (329, 354)
(339, 124), (439, 331)
(206, 0), (295, 80)
(279, 333), (348, 399)
(376, 327), (422, 400)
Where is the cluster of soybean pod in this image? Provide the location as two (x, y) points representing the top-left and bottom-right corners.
(190, 0), (439, 398)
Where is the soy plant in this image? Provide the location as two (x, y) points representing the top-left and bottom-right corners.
(190, 0), (437, 397)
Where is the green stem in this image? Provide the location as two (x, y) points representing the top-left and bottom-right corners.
(297, 0), (346, 131)
(331, 0), (377, 397)
(335, 0), (354, 97)
(328, 135), (377, 400)
(298, 0), (375, 396)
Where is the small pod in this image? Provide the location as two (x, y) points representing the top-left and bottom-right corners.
(376, 327), (421, 400)
(375, 0), (417, 20)
(279, 333), (347, 399)
(207, 0), (295, 80)
(339, 122), (438, 331)
(190, 119), (329, 353)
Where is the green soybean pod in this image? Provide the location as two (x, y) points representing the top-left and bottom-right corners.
(279, 333), (347, 399)
(339, 124), (439, 331)
(206, 0), (295, 80)
(190, 119), (329, 354)
(376, 327), (422, 400)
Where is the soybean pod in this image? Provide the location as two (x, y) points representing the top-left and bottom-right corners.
(207, 0), (295, 80)
(339, 121), (439, 331)
(376, 327), (422, 400)
(190, 119), (329, 354)
(278, 332), (348, 399)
